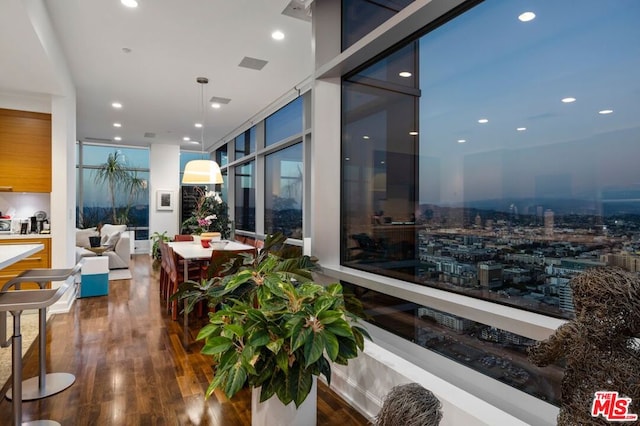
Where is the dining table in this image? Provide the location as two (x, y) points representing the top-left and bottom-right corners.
(167, 239), (255, 347)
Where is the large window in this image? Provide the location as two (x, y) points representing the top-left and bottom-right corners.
(215, 144), (228, 167)
(265, 97), (303, 147)
(342, 0), (640, 322)
(234, 161), (255, 232)
(264, 143), (303, 239)
(234, 127), (256, 159)
(76, 144), (149, 237)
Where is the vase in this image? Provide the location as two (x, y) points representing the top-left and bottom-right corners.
(88, 236), (102, 248)
(192, 235), (201, 245)
(251, 378), (317, 426)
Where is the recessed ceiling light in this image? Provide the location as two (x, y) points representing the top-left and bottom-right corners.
(457, 139), (466, 143)
(561, 97), (576, 103)
(345, 157), (350, 161)
(518, 12), (536, 22)
(114, 136), (122, 141)
(272, 30), (285, 40)
(194, 123), (203, 128)
(113, 123), (122, 128)
(363, 135), (370, 139)
(190, 141), (200, 145)
(121, 0), (138, 8)
(399, 71), (412, 78)
(478, 118), (489, 124)
(211, 103), (221, 109)
(112, 102), (122, 109)
(183, 137), (190, 141)
(517, 127), (527, 131)
(409, 131), (419, 136)
(598, 109), (614, 115)
(380, 161), (385, 165)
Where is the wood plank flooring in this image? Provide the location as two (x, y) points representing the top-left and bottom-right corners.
(0, 255), (370, 425)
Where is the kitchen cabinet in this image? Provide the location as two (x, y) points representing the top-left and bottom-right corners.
(0, 237), (51, 290)
(0, 108), (52, 193)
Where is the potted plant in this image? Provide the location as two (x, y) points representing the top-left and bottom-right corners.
(174, 233), (370, 425)
(88, 223), (103, 248)
(150, 231), (170, 261)
(181, 186), (231, 238)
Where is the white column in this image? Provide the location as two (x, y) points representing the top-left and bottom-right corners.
(149, 144), (181, 251)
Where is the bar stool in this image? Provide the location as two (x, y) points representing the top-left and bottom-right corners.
(0, 278), (73, 426)
(0, 263), (81, 402)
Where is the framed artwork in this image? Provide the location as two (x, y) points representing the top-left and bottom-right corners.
(156, 190), (175, 211)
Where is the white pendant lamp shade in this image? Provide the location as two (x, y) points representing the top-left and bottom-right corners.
(182, 159), (223, 184)
(182, 76), (224, 185)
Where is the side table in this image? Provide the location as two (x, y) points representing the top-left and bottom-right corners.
(86, 246), (110, 256)
(79, 256), (109, 298)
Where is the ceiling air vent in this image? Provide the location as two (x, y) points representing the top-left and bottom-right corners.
(144, 132), (156, 138)
(282, 0), (312, 21)
(239, 56), (268, 71)
(84, 137), (112, 143)
(209, 96), (231, 105)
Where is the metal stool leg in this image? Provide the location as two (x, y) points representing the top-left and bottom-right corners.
(10, 310), (22, 426)
(5, 275), (76, 402)
(5, 305), (75, 401)
(1, 276), (73, 425)
(8, 311), (61, 426)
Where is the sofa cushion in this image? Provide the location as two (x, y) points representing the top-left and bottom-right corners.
(100, 224), (126, 237)
(76, 227), (98, 248)
(101, 231), (121, 248)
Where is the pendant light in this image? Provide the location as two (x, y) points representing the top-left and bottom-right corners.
(182, 77), (224, 185)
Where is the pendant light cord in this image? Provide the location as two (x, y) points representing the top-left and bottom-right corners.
(197, 76), (208, 159)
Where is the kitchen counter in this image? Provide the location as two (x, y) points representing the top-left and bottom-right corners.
(0, 243), (44, 269)
(0, 233), (52, 240)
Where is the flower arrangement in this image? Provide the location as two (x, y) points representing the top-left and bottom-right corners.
(181, 186), (231, 238)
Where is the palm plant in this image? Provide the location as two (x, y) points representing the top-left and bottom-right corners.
(119, 171), (148, 225)
(173, 233), (370, 407)
(93, 150), (131, 224)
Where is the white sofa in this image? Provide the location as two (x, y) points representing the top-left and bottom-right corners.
(75, 224), (131, 270)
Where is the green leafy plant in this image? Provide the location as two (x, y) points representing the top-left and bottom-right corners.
(174, 233), (370, 408)
(150, 231), (170, 260)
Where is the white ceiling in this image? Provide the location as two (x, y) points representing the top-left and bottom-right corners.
(0, 0), (313, 151)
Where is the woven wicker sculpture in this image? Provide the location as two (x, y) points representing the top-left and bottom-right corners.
(375, 383), (442, 426)
(528, 267), (640, 425)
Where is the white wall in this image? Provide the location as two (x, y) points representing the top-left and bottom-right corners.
(149, 144), (181, 251)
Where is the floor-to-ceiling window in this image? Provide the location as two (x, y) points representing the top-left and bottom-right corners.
(264, 143), (303, 239)
(76, 142), (150, 239)
(234, 160), (256, 232)
(219, 92), (308, 242)
(341, 0), (640, 407)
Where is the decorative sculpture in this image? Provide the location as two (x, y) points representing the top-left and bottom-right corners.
(528, 267), (640, 425)
(375, 383), (442, 426)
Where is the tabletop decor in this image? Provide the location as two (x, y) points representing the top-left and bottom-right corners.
(181, 186), (231, 238)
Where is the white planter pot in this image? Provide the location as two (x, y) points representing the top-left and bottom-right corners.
(251, 378), (317, 426)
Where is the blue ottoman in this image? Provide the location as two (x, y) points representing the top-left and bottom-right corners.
(79, 256), (109, 297)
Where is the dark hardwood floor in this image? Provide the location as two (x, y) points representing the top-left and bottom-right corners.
(0, 255), (369, 425)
